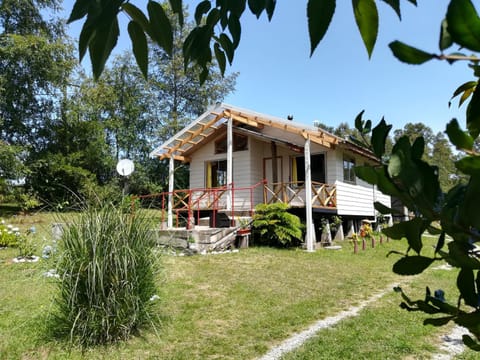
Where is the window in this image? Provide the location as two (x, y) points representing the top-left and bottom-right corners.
(343, 157), (356, 183)
(214, 133), (248, 154)
(291, 154), (325, 183)
(206, 160), (227, 187)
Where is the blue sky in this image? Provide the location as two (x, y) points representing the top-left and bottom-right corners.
(63, 0), (473, 135)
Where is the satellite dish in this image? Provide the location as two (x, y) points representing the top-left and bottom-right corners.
(116, 159), (134, 176)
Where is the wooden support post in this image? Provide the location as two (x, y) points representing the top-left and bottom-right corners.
(304, 137), (314, 252)
(167, 155), (174, 228)
(227, 116), (233, 211)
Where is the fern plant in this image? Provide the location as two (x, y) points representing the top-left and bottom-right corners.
(252, 203), (304, 247)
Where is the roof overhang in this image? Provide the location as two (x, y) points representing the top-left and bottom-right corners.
(150, 103), (378, 163)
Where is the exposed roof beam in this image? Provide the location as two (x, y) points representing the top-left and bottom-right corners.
(165, 112), (225, 156)
(158, 153), (191, 162)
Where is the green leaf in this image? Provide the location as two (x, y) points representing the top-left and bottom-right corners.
(148, 1), (173, 55)
(219, 33), (234, 63)
(68, 0), (90, 23)
(128, 21), (148, 79)
(466, 82), (480, 139)
(206, 8), (221, 28)
(448, 241), (480, 269)
(374, 201), (394, 215)
(411, 137), (424, 160)
(381, 0), (401, 19)
(457, 268), (478, 308)
(214, 43), (226, 76)
(248, 0), (266, 18)
(435, 232), (446, 254)
(447, 0), (480, 52)
(355, 165), (378, 184)
(452, 81), (477, 99)
(352, 0), (378, 58)
(307, 0), (336, 56)
(439, 18), (453, 50)
(459, 174), (480, 229)
(228, 14), (241, 48)
(266, 0), (277, 20)
(78, 20), (95, 62)
(392, 256), (434, 275)
(195, 1), (211, 25)
(122, 3), (151, 34)
(168, 0), (184, 27)
(354, 110), (365, 131)
(382, 217), (425, 253)
(446, 118), (474, 150)
(389, 41), (435, 64)
(89, 18), (120, 80)
(371, 118), (392, 158)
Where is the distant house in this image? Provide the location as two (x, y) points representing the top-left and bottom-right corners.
(149, 103), (390, 250)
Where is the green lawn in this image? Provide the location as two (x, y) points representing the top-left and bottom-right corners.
(0, 212), (472, 359)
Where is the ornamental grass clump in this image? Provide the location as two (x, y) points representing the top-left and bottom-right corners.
(52, 204), (158, 346)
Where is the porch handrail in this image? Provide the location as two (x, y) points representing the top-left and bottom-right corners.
(131, 180), (266, 229)
(263, 181), (336, 208)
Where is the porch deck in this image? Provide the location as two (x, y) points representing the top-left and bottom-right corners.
(133, 181), (336, 228)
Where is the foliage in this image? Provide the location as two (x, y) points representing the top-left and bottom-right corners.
(0, 220), (19, 247)
(0, 0), (75, 148)
(51, 204), (158, 346)
(16, 229), (36, 258)
(252, 203), (304, 247)
(67, 0), (480, 350)
(68, 0), (415, 81)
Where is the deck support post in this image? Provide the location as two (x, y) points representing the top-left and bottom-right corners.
(304, 137), (314, 252)
(167, 155), (174, 228)
(226, 115), (233, 211)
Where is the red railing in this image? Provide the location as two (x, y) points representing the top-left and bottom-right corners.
(132, 180), (266, 229)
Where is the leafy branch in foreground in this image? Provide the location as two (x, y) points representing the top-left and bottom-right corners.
(68, 0), (416, 81)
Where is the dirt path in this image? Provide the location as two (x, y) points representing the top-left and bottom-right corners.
(257, 283), (398, 360)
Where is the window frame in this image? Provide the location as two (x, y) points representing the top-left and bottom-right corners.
(343, 156), (356, 184)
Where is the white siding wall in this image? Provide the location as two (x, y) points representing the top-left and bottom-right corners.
(334, 149), (391, 217)
(336, 181), (375, 216)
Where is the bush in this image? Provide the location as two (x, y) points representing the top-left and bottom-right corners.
(0, 221), (19, 247)
(252, 203), (304, 247)
(51, 204), (158, 346)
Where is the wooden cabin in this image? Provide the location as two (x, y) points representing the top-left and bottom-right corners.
(149, 103), (391, 251)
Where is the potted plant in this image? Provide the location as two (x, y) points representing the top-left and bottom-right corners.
(236, 217), (251, 235)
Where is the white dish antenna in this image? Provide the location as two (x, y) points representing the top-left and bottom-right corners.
(116, 159), (135, 176)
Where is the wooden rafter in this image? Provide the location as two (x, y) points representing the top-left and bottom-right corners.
(225, 108), (338, 148)
(164, 112), (225, 157)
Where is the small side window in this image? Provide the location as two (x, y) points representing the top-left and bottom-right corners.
(343, 157), (356, 183)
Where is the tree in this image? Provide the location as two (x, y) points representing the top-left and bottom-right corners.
(0, 0), (74, 148)
(148, 4), (238, 140)
(69, 0), (480, 350)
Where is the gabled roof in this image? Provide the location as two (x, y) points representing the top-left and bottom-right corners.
(150, 103), (378, 163)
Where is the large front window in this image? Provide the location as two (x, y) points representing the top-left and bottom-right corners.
(206, 160), (227, 188)
(291, 154), (326, 183)
(343, 157), (356, 183)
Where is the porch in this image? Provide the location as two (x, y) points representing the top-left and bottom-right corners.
(133, 181), (337, 229)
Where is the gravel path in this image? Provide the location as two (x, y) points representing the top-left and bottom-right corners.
(257, 283), (396, 360)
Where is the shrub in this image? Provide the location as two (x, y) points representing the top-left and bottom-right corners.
(252, 203), (304, 247)
(51, 204), (158, 346)
(0, 221), (19, 247)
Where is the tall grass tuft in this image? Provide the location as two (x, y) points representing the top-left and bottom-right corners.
(51, 204), (159, 346)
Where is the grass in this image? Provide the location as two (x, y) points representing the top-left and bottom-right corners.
(0, 211), (472, 359)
